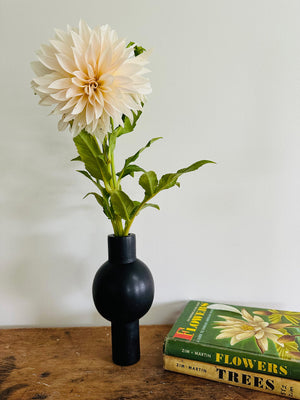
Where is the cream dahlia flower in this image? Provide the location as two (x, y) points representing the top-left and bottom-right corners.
(31, 20), (151, 140)
(214, 309), (290, 353)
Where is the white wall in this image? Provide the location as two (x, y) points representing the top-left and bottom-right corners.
(0, 0), (299, 327)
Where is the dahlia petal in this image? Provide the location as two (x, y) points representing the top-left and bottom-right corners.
(71, 96), (88, 115)
(94, 90), (104, 106)
(49, 78), (73, 89)
(37, 53), (61, 71)
(56, 54), (76, 74)
(72, 48), (87, 72)
(49, 39), (72, 57)
(102, 73), (115, 85)
(93, 101), (103, 119)
(71, 77), (86, 87)
(86, 103), (95, 125)
(60, 96), (80, 111)
(73, 70), (88, 81)
(31, 61), (52, 77)
(58, 118), (69, 131)
(39, 96), (57, 106)
(79, 20), (91, 43)
(33, 73), (60, 86)
(66, 86), (83, 98)
(71, 31), (85, 51)
(87, 63), (94, 79)
(51, 90), (68, 101)
(54, 28), (73, 47)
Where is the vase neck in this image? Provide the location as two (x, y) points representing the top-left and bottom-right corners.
(108, 234), (136, 264)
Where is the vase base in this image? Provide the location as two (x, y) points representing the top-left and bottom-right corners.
(111, 320), (140, 366)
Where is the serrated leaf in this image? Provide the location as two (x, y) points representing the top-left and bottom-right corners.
(111, 190), (135, 221)
(126, 42), (146, 56)
(83, 192), (112, 219)
(73, 131), (108, 181)
(108, 128), (118, 155)
(98, 158), (111, 182)
(76, 170), (105, 194)
(139, 171), (158, 198)
(156, 160), (215, 193)
(114, 110), (143, 137)
(83, 191), (105, 206)
(117, 164), (145, 179)
(125, 137), (162, 168)
(76, 170), (95, 182)
(177, 160), (214, 174)
(134, 45), (146, 56)
(118, 137), (162, 179)
(129, 201), (160, 219)
(141, 203), (160, 211)
(71, 155), (82, 162)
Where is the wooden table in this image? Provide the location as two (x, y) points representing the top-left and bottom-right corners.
(0, 325), (290, 400)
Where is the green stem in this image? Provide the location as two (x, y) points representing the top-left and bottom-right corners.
(108, 132), (124, 236)
(124, 192), (157, 236)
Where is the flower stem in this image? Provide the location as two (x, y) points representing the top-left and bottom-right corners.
(108, 133), (124, 236)
(124, 192), (157, 236)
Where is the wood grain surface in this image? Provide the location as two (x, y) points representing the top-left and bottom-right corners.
(0, 325), (290, 400)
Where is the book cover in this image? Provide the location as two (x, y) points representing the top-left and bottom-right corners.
(164, 355), (300, 399)
(163, 301), (300, 380)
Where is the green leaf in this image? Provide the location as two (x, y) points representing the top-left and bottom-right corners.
(139, 171), (158, 197)
(129, 201), (160, 219)
(83, 192), (112, 219)
(73, 131), (110, 181)
(71, 155), (82, 162)
(126, 42), (146, 56)
(134, 45), (146, 56)
(114, 110), (143, 138)
(98, 158), (112, 182)
(111, 190), (135, 221)
(108, 125), (118, 156)
(83, 191), (105, 207)
(156, 160), (215, 193)
(141, 203), (160, 211)
(126, 137), (162, 168)
(117, 164), (145, 179)
(177, 160), (214, 175)
(118, 137), (162, 179)
(76, 170), (96, 183)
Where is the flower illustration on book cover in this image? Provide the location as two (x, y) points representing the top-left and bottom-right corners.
(209, 303), (300, 360)
(213, 308), (289, 353)
(254, 309), (300, 326)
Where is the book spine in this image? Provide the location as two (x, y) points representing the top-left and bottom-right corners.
(163, 355), (300, 399)
(163, 337), (299, 380)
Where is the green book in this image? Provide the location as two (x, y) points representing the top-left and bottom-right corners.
(163, 301), (300, 380)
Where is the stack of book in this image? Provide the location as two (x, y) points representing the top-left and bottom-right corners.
(163, 300), (300, 399)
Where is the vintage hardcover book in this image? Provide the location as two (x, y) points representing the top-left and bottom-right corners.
(163, 301), (300, 380)
(164, 355), (300, 399)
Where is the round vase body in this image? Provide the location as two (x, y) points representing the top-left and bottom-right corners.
(92, 234), (154, 366)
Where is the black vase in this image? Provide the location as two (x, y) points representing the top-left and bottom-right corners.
(92, 233), (154, 366)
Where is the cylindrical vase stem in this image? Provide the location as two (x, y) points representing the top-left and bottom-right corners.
(111, 320), (140, 366)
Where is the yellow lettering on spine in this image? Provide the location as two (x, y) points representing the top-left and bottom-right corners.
(187, 302), (209, 331)
(242, 358), (254, 369)
(279, 365), (288, 375)
(232, 357), (242, 366)
(258, 361), (267, 372)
